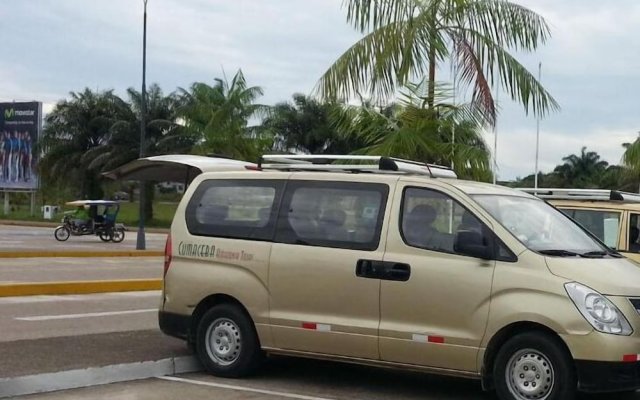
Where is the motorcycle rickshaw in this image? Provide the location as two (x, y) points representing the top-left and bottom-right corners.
(54, 200), (126, 243)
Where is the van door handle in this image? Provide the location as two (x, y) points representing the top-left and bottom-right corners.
(356, 259), (382, 279)
(356, 260), (411, 281)
(384, 263), (411, 281)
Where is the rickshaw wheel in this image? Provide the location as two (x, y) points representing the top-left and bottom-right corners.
(99, 230), (113, 242)
(54, 227), (70, 242)
(112, 228), (125, 243)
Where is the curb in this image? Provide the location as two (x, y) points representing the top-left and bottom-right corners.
(0, 356), (201, 398)
(0, 279), (162, 297)
(0, 250), (163, 258)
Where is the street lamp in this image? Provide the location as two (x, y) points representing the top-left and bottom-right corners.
(136, 0), (148, 250)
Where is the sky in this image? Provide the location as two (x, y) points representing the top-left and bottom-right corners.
(1, 0), (638, 180)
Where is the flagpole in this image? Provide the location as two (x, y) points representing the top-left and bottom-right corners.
(493, 88), (499, 184)
(534, 62), (542, 189)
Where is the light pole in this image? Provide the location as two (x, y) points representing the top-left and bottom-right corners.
(534, 62), (542, 190)
(136, 0), (148, 250)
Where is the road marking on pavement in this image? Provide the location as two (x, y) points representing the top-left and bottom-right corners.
(158, 376), (338, 400)
(0, 290), (161, 304)
(15, 308), (157, 321)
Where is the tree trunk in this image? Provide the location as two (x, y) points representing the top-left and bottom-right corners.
(427, 41), (437, 111)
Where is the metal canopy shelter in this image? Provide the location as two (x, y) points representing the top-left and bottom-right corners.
(103, 155), (256, 184)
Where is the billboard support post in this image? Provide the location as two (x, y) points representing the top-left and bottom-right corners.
(30, 191), (35, 217)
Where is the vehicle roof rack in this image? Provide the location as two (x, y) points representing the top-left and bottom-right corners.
(258, 155), (457, 179)
(519, 188), (640, 203)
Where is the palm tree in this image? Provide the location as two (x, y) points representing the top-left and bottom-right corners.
(262, 94), (366, 154)
(83, 84), (187, 221)
(39, 88), (123, 199)
(176, 70), (272, 161)
(554, 147), (608, 188)
(318, 0), (558, 126)
(621, 134), (640, 192)
(332, 82), (492, 181)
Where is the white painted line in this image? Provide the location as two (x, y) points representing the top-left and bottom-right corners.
(16, 308), (157, 321)
(0, 356), (201, 398)
(158, 376), (337, 400)
(0, 291), (160, 304)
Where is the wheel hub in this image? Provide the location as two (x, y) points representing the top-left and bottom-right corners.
(205, 318), (241, 366)
(507, 349), (554, 400)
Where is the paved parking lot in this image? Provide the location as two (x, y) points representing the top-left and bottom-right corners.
(0, 257), (162, 284)
(19, 357), (637, 400)
(0, 290), (161, 342)
(0, 225), (166, 252)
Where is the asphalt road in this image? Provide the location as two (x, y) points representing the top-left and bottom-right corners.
(0, 225), (166, 252)
(20, 358), (637, 400)
(0, 290), (161, 342)
(0, 256), (163, 283)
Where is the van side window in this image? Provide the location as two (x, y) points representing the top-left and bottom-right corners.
(560, 208), (620, 249)
(630, 214), (640, 253)
(275, 181), (389, 251)
(401, 187), (483, 255)
(186, 179), (283, 240)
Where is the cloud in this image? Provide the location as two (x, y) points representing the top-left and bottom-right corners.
(485, 126), (639, 180)
(0, 0), (638, 182)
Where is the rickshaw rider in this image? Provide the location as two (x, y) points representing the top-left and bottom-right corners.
(72, 205), (91, 231)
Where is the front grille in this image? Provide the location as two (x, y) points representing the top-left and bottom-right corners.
(629, 298), (640, 314)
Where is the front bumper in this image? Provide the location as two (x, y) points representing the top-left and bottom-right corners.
(577, 360), (640, 393)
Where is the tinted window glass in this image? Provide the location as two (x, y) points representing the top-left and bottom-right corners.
(474, 196), (607, 254)
(275, 181), (388, 250)
(402, 188), (480, 253)
(629, 213), (640, 253)
(186, 179), (283, 240)
(566, 209), (620, 249)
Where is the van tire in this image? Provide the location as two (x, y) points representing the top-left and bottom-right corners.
(493, 332), (575, 400)
(195, 304), (263, 377)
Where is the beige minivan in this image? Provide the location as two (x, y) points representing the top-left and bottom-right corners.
(159, 155), (640, 400)
(521, 188), (640, 264)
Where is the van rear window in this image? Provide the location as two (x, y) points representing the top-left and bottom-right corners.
(275, 181), (389, 251)
(186, 179), (284, 240)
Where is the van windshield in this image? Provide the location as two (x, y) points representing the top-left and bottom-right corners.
(472, 195), (611, 256)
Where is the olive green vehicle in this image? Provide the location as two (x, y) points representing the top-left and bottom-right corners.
(159, 155), (640, 400)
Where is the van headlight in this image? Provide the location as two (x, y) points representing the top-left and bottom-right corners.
(565, 282), (632, 335)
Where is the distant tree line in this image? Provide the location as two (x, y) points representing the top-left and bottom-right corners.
(38, 0), (565, 221)
(505, 143), (640, 192)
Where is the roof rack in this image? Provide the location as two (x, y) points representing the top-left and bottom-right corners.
(519, 188), (640, 202)
(258, 155), (457, 179)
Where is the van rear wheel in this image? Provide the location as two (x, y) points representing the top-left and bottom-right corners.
(196, 304), (263, 377)
(494, 332), (575, 400)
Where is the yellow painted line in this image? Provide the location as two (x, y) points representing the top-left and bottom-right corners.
(0, 250), (163, 258)
(0, 279), (162, 297)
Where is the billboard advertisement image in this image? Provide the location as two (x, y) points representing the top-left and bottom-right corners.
(0, 102), (41, 190)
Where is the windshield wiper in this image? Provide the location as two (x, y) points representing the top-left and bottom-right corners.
(538, 249), (579, 257)
(579, 251), (608, 258)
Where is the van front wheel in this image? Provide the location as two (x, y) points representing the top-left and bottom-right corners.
(196, 304), (263, 377)
(494, 332), (575, 400)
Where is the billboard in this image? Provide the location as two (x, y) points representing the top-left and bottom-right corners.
(0, 102), (41, 190)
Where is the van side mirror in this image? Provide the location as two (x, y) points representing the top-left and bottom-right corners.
(454, 230), (494, 260)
